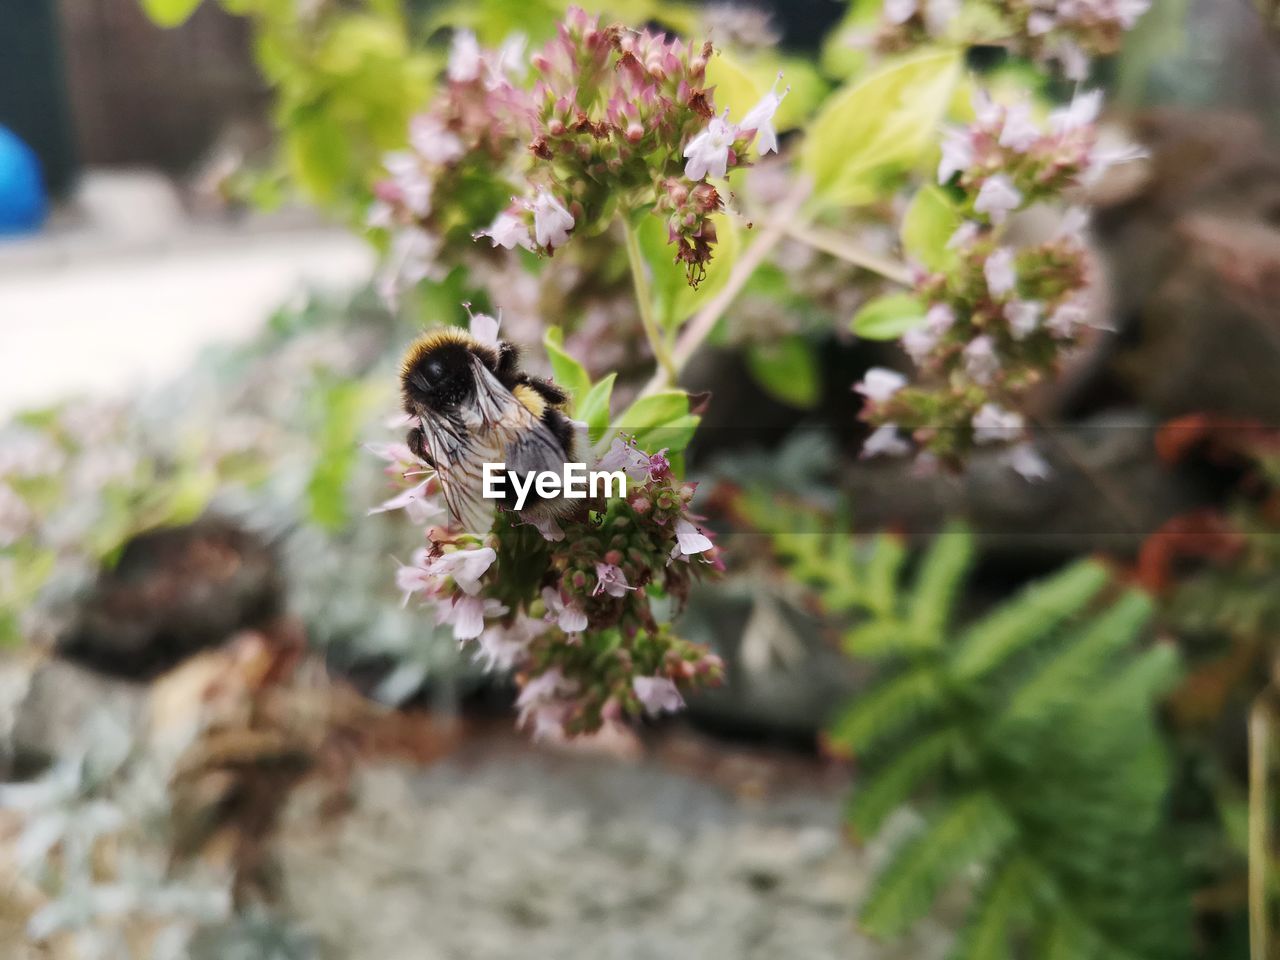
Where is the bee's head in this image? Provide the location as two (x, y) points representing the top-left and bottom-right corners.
(402, 340), (478, 413)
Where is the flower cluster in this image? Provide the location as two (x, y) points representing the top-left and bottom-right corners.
(878, 0), (1150, 79)
(368, 30), (533, 305)
(857, 90), (1141, 469)
(373, 356), (724, 740)
(475, 7), (785, 284)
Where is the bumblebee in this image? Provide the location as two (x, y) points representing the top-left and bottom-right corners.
(400, 327), (579, 532)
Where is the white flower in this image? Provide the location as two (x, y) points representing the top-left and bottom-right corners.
(884, 0), (917, 23)
(1027, 11), (1055, 34)
(541, 586), (589, 633)
(382, 151), (432, 216)
(971, 403), (1024, 443)
(516, 667), (578, 739)
(467, 309), (502, 347)
(1007, 443), (1051, 482)
(998, 101), (1041, 152)
(947, 221), (980, 250)
(0, 483), (31, 548)
(409, 115), (465, 165)
(378, 227), (442, 307)
(474, 616), (544, 672)
(926, 302), (956, 334)
(937, 128), (973, 184)
(477, 210), (533, 251)
(447, 29), (483, 83)
(0, 428), (65, 476)
(1057, 206), (1090, 244)
(974, 174), (1024, 223)
(1049, 89), (1103, 134)
(1047, 298), (1088, 338)
(983, 247), (1017, 297)
(902, 327), (938, 365)
(368, 477), (438, 517)
(673, 518), (714, 557)
(854, 367), (907, 404)
(437, 594), (507, 641)
(428, 546), (497, 595)
(633, 676), (685, 716)
(367, 199), (395, 230)
(923, 0), (960, 33)
(529, 190), (575, 250)
(861, 424), (911, 459)
(683, 113), (736, 181)
(740, 75), (789, 155)
(963, 336), (1000, 385)
(593, 562), (635, 598)
(486, 33), (527, 90)
(394, 550), (435, 606)
(1005, 299), (1042, 340)
(596, 438), (653, 483)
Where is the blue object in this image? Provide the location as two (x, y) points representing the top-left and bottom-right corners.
(0, 124), (48, 234)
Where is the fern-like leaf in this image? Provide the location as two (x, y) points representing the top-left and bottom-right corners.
(949, 561), (1109, 683)
(847, 726), (959, 837)
(842, 619), (916, 659)
(908, 522), (973, 643)
(828, 668), (944, 756)
(864, 533), (908, 619)
(1000, 591), (1153, 729)
(860, 791), (1017, 939)
(949, 855), (1035, 960)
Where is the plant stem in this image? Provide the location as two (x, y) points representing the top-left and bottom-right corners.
(781, 221), (915, 286)
(637, 176), (814, 398)
(622, 215), (676, 383)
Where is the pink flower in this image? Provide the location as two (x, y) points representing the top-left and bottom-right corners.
(673, 518), (714, 557)
(974, 174), (1023, 223)
(854, 367), (907, 404)
(1047, 298), (1087, 338)
(473, 616), (544, 672)
(409, 115), (465, 166)
(368, 477), (439, 518)
(740, 74), (788, 155)
(947, 221), (980, 250)
(530, 514), (565, 542)
(382, 152), (433, 217)
(683, 113), (735, 181)
(926, 302), (956, 335)
(447, 29), (483, 83)
(517, 667), (579, 739)
(541, 586), (589, 633)
(428, 546), (497, 595)
(597, 438), (653, 483)
(377, 227), (442, 307)
(437, 594), (508, 641)
(902, 327), (938, 365)
(529, 190), (575, 250)
(466, 309), (502, 347)
(884, 0), (917, 23)
(485, 34), (527, 90)
(963, 336), (1000, 385)
(983, 247), (1017, 297)
(997, 101), (1040, 152)
(633, 676), (684, 716)
(395, 549), (435, 606)
(971, 402), (1023, 443)
(476, 211), (534, 251)
(1007, 443), (1051, 482)
(593, 562), (635, 598)
(861, 424), (911, 460)
(1049, 89), (1103, 134)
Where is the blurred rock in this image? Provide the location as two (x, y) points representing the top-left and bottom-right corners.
(277, 747), (952, 960)
(843, 410), (1203, 560)
(57, 515), (283, 680)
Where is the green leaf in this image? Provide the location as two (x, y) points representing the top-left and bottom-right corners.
(613, 390), (698, 455)
(745, 336), (821, 409)
(902, 184), (962, 272)
(950, 561), (1110, 684)
(848, 727), (958, 838)
(908, 524), (973, 644)
(860, 791), (1016, 939)
(543, 329), (591, 409)
(864, 533), (908, 617)
(852, 293), (927, 340)
(828, 668), (943, 756)
(138, 0), (203, 26)
(577, 373), (616, 444)
(802, 49), (962, 206)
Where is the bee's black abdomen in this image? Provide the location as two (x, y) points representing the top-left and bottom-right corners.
(543, 407), (576, 458)
(523, 376), (569, 407)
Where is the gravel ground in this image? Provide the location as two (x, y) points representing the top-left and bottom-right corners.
(277, 731), (953, 960)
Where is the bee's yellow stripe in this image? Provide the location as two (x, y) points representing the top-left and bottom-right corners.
(513, 384), (546, 419)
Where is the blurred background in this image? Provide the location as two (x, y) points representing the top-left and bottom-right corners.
(2, 0), (1280, 957)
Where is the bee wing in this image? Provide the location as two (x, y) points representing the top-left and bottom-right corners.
(418, 409), (498, 534)
(470, 356), (572, 496)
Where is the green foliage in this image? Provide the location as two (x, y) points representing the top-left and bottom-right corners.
(802, 49), (962, 207)
(745, 336), (821, 410)
(767, 515), (1191, 959)
(851, 292), (926, 340)
(901, 184), (962, 272)
(139, 0), (203, 26)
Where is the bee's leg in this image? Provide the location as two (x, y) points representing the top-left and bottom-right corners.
(406, 426), (435, 468)
(523, 376), (569, 407)
(494, 342), (522, 388)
